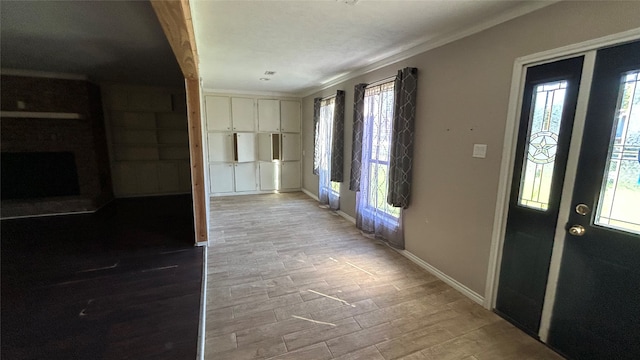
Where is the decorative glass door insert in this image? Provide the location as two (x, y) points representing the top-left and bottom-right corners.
(595, 70), (640, 234)
(518, 80), (568, 210)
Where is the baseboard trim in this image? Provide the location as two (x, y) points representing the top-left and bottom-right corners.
(397, 249), (485, 305)
(301, 188), (319, 201)
(299, 188), (482, 305)
(337, 210), (356, 224)
(196, 244), (208, 360)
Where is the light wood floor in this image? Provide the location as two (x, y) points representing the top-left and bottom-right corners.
(205, 192), (563, 360)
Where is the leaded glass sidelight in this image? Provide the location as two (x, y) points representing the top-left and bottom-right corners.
(518, 80), (568, 210)
(595, 70), (640, 235)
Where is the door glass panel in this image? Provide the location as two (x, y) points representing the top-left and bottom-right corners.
(595, 70), (640, 235)
(518, 80), (568, 210)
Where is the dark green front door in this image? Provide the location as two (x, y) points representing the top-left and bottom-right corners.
(548, 40), (640, 360)
(496, 56), (584, 336)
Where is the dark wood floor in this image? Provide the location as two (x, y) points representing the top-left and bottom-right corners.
(1, 195), (203, 360)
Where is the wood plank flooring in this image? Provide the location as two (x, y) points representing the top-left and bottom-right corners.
(205, 192), (563, 360)
(1, 195), (203, 360)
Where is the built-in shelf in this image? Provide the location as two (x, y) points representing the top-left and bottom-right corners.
(0, 111), (84, 119)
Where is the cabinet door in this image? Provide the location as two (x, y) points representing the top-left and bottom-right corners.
(178, 161), (192, 192)
(257, 133), (273, 161)
(136, 162), (160, 194)
(111, 162), (138, 196)
(207, 133), (234, 162)
(235, 133), (256, 162)
(231, 97), (255, 131)
(281, 161), (301, 190)
(158, 162), (180, 193)
(280, 100), (301, 133)
(205, 96), (231, 131)
(281, 133), (300, 161)
(258, 99), (280, 132)
(259, 162), (278, 191)
(234, 162), (257, 192)
(209, 163), (234, 193)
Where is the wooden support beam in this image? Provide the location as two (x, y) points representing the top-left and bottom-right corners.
(151, 0), (207, 245)
(185, 77), (207, 244)
(150, 0), (199, 80)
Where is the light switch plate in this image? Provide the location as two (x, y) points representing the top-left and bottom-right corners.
(473, 144), (487, 158)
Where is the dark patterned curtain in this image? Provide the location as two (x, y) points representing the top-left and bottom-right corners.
(330, 90), (345, 182)
(312, 97), (321, 175)
(349, 83), (368, 191)
(387, 67), (418, 208)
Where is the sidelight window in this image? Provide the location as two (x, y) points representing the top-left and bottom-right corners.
(518, 80), (568, 211)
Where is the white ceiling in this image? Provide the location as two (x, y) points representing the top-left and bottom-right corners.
(1, 1), (552, 94)
(191, 0), (553, 96)
(1, 0), (183, 86)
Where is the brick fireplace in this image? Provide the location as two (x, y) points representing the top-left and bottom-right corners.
(1, 74), (113, 218)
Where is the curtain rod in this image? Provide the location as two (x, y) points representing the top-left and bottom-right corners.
(366, 75), (396, 88)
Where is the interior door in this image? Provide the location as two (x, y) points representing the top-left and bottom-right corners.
(548, 41), (640, 360)
(496, 56), (584, 336)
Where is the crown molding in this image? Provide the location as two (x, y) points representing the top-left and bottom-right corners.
(0, 68), (89, 81)
(202, 88), (301, 99)
(298, 1), (559, 98)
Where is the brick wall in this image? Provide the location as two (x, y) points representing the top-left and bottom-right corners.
(1, 75), (113, 217)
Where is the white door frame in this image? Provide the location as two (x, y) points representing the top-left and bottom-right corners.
(484, 28), (640, 340)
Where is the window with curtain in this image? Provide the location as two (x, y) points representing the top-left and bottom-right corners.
(355, 81), (402, 243)
(318, 97), (340, 209)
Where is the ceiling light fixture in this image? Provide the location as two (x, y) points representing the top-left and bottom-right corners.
(264, 71), (276, 75)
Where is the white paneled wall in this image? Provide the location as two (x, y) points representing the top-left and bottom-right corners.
(204, 94), (301, 195)
(103, 84), (191, 197)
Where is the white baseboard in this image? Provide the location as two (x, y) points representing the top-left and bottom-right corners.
(301, 188), (319, 201)
(299, 188), (481, 305)
(397, 249), (485, 305)
(337, 210), (356, 224)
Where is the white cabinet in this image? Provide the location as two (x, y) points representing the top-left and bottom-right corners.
(105, 85), (190, 197)
(234, 163), (257, 192)
(206, 94), (301, 195)
(258, 133), (273, 161)
(158, 162), (181, 193)
(280, 100), (301, 133)
(205, 96), (231, 131)
(281, 133), (300, 161)
(259, 162), (278, 191)
(112, 162), (159, 195)
(207, 133), (234, 162)
(231, 97), (255, 131)
(258, 99), (281, 132)
(281, 161), (301, 190)
(209, 163), (234, 193)
(235, 133), (256, 162)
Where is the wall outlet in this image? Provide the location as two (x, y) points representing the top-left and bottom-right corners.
(17, 100), (26, 109)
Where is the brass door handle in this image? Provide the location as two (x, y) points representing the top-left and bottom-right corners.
(568, 225), (586, 236)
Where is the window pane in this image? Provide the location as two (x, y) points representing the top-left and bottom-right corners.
(595, 70), (640, 235)
(518, 80), (568, 211)
(363, 81), (400, 219)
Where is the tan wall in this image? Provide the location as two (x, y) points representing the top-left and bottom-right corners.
(302, 1), (640, 296)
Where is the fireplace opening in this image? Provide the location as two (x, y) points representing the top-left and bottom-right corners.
(1, 152), (81, 200)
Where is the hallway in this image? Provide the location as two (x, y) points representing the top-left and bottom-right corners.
(205, 192), (562, 359)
